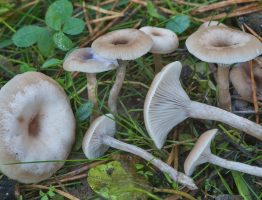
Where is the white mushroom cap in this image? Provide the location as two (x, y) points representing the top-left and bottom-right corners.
(0, 72), (75, 183)
(91, 29), (153, 60)
(186, 26), (262, 64)
(198, 21), (226, 31)
(82, 114), (115, 159)
(184, 129), (217, 176)
(144, 61), (190, 149)
(230, 60), (262, 100)
(63, 47), (118, 73)
(139, 26), (179, 54)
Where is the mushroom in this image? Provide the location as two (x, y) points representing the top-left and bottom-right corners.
(82, 114), (197, 190)
(144, 61), (262, 149)
(0, 72), (75, 183)
(92, 28), (153, 113)
(139, 26), (179, 73)
(63, 47), (118, 120)
(230, 59), (262, 101)
(184, 129), (262, 177)
(186, 26), (262, 110)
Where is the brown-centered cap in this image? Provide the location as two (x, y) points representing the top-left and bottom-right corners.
(186, 26), (262, 64)
(91, 29), (153, 60)
(63, 47), (118, 73)
(144, 61), (190, 149)
(184, 129), (217, 176)
(0, 72), (75, 183)
(82, 114), (115, 159)
(139, 26), (179, 54)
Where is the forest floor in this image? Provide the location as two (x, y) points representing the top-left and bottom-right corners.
(0, 0), (261, 199)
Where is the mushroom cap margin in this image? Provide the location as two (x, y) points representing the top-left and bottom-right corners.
(0, 72), (75, 183)
(91, 29), (153, 60)
(140, 26), (179, 54)
(144, 61), (190, 149)
(186, 26), (262, 64)
(63, 47), (118, 73)
(184, 129), (217, 176)
(82, 114), (116, 159)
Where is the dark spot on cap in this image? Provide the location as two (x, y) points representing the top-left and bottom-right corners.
(81, 52), (93, 60)
(17, 117), (24, 123)
(28, 114), (42, 137)
(111, 39), (129, 45)
(152, 31), (161, 36)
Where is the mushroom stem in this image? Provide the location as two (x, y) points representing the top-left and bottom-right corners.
(207, 153), (262, 177)
(86, 73), (98, 121)
(102, 135), (197, 190)
(249, 60), (259, 123)
(217, 65), (231, 111)
(108, 60), (127, 113)
(189, 101), (262, 140)
(153, 54), (163, 73)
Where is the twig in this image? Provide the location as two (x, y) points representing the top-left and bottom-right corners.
(56, 160), (106, 180)
(130, 0), (146, 6)
(89, 14), (124, 24)
(74, 3), (120, 15)
(100, 0), (116, 6)
(231, 95), (262, 105)
(166, 143), (175, 165)
(192, 0), (258, 14)
(249, 61), (260, 123)
(202, 3), (262, 21)
(57, 173), (87, 184)
(99, 80), (149, 89)
(3, 0), (40, 19)
(153, 187), (197, 200)
(22, 185), (79, 200)
(243, 23), (262, 42)
(91, 1), (105, 38)
(130, 0), (176, 15)
(173, 131), (179, 170)
(82, 1), (93, 34)
(80, 3), (132, 47)
(133, 20), (142, 29)
(110, 0), (120, 11)
(173, 0), (201, 7)
(166, 129), (179, 170)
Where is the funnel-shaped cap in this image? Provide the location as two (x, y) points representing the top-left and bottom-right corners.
(144, 61), (190, 149)
(82, 114), (115, 159)
(184, 129), (217, 176)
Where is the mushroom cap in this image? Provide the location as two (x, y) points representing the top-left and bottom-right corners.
(82, 114), (115, 159)
(139, 26), (179, 54)
(144, 61), (190, 149)
(198, 21), (226, 31)
(63, 47), (118, 73)
(230, 60), (262, 100)
(91, 29), (153, 60)
(0, 72), (75, 183)
(184, 129), (217, 176)
(186, 26), (262, 64)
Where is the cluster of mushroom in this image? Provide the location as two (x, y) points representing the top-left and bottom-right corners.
(144, 61), (262, 177)
(63, 27), (198, 189)
(63, 27), (179, 117)
(73, 23), (262, 189)
(186, 22), (262, 111)
(1, 22), (261, 191)
(144, 23), (262, 179)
